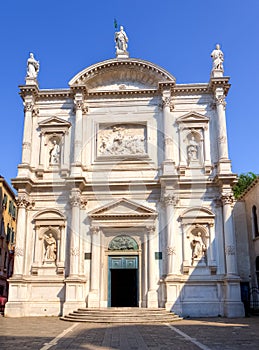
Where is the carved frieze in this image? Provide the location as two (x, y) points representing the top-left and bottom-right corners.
(167, 246), (176, 255)
(97, 124), (146, 156)
(14, 247), (24, 256)
(225, 245), (235, 255)
(108, 235), (138, 251)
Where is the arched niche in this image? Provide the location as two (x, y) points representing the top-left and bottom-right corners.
(31, 209), (66, 275)
(180, 207), (216, 273)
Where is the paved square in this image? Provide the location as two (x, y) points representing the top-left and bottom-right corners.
(0, 316), (259, 349)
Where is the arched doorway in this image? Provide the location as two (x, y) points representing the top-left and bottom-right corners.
(108, 236), (139, 307)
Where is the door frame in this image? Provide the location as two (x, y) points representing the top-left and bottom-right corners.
(108, 255), (139, 307)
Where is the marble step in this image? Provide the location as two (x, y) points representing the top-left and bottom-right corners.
(61, 308), (183, 323)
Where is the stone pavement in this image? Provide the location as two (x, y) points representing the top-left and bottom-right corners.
(0, 315), (259, 349)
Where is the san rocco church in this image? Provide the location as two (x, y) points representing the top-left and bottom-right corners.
(5, 27), (245, 318)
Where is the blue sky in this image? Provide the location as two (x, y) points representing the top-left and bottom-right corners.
(0, 0), (258, 186)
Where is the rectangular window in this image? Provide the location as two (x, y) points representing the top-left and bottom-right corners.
(2, 194), (7, 209)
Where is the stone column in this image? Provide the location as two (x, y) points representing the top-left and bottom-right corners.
(162, 91), (174, 161)
(163, 194), (178, 275)
(69, 190), (81, 276)
(88, 226), (101, 307)
(215, 89), (229, 160)
(21, 99), (34, 165)
(221, 192), (237, 275)
(13, 195), (29, 276)
(146, 226), (158, 308)
(72, 93), (83, 172)
(221, 191), (245, 317)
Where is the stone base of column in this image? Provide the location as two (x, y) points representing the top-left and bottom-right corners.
(147, 290), (158, 308)
(70, 162), (82, 176)
(63, 301), (86, 316)
(217, 159), (232, 174)
(162, 160), (176, 175)
(87, 289), (100, 308)
(5, 302), (26, 317)
(223, 278), (245, 317)
(63, 277), (87, 315)
(164, 278), (182, 315)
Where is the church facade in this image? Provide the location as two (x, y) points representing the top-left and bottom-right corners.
(5, 33), (245, 317)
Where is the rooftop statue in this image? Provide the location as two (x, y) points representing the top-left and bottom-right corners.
(211, 44), (224, 75)
(26, 52), (40, 79)
(115, 25), (129, 57)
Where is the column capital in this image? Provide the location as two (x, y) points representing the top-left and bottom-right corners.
(90, 226), (100, 234)
(16, 195), (34, 209)
(69, 190), (81, 207)
(215, 94), (226, 110)
(162, 193), (179, 206)
(146, 225), (155, 234)
(162, 96), (174, 111)
(221, 192), (234, 205)
(23, 101), (34, 112)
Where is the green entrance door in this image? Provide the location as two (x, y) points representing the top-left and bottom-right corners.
(108, 256), (138, 307)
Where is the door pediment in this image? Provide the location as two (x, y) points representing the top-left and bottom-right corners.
(89, 198), (157, 220)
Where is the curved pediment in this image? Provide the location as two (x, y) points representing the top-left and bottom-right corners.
(69, 58), (176, 91)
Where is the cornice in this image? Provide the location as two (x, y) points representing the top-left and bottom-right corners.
(38, 89), (72, 99)
(19, 84), (39, 99)
(209, 76), (231, 95)
(173, 83), (210, 95)
(87, 88), (158, 97)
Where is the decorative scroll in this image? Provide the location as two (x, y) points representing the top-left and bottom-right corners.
(97, 124), (146, 156)
(108, 235), (138, 251)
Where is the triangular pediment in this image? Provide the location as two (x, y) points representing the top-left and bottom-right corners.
(89, 198), (157, 218)
(176, 112), (209, 124)
(39, 116), (71, 128)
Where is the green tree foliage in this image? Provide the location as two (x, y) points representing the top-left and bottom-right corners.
(233, 172), (257, 199)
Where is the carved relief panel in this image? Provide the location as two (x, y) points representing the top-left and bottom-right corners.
(97, 123), (147, 157)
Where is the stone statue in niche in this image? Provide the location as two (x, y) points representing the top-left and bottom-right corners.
(187, 136), (199, 162)
(190, 231), (206, 262)
(26, 53), (40, 78)
(49, 139), (60, 164)
(211, 44), (224, 71)
(98, 125), (146, 156)
(115, 25), (128, 53)
(43, 233), (57, 261)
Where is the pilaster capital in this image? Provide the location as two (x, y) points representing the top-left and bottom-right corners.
(146, 225), (155, 234)
(215, 95), (226, 110)
(69, 190), (81, 207)
(80, 196), (88, 209)
(162, 193), (179, 206)
(32, 108), (39, 117)
(221, 192), (234, 205)
(16, 195), (34, 209)
(23, 101), (33, 112)
(162, 96), (174, 111)
(90, 226), (100, 234)
(74, 99), (84, 111)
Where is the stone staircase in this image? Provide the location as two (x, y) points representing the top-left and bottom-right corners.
(61, 308), (182, 323)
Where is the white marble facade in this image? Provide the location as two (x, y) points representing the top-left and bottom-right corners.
(5, 44), (244, 318)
